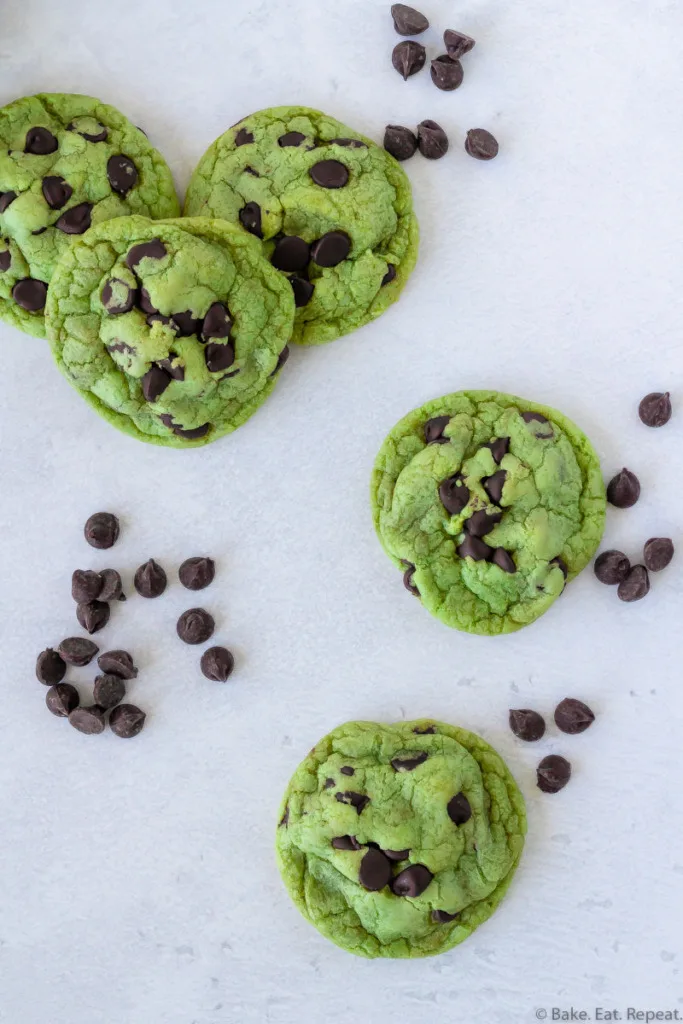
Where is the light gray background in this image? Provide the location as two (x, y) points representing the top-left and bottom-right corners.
(1, 1), (681, 1021)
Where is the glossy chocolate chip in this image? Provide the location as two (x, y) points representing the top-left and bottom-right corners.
(179, 556), (215, 591)
(76, 600), (110, 635)
(392, 40), (426, 80)
(157, 355), (185, 380)
(126, 239), (167, 270)
(55, 202), (92, 234)
(391, 752), (428, 772)
(384, 124), (418, 161)
(0, 250), (11, 273)
(97, 650), (138, 679)
(272, 235), (309, 272)
(310, 230), (351, 267)
(58, 637), (98, 667)
(606, 468), (640, 508)
(134, 559), (167, 598)
(431, 55), (464, 91)
(25, 127), (58, 154)
(617, 564), (650, 602)
(537, 755), (571, 794)
(101, 278), (136, 315)
(234, 127), (254, 146)
(309, 160), (349, 188)
(291, 277), (314, 306)
(69, 705), (105, 735)
(381, 264), (397, 285)
(142, 364), (172, 402)
(109, 704), (146, 738)
(335, 791), (370, 814)
(509, 709), (546, 742)
(554, 698), (595, 735)
(384, 849), (410, 861)
(465, 129), (500, 161)
(107, 154), (138, 195)
(639, 391), (671, 427)
(205, 342), (235, 372)
(279, 131), (306, 147)
(483, 437), (510, 464)
(96, 569), (123, 603)
(483, 470), (507, 505)
(200, 646), (234, 682)
(359, 848), (392, 891)
(391, 3), (429, 34)
(239, 202), (262, 238)
(465, 509), (503, 537)
(417, 120), (449, 159)
(457, 535), (493, 561)
(71, 569), (103, 603)
(594, 549), (630, 585)
(331, 835), (361, 851)
(42, 175), (73, 209)
(93, 673), (126, 710)
(391, 864), (433, 898)
(177, 608), (215, 645)
(171, 310), (202, 336)
(447, 792), (471, 825)
(491, 548), (516, 573)
(643, 537), (674, 572)
(201, 301), (233, 341)
(138, 291), (159, 314)
(36, 648), (67, 685)
(84, 512), (119, 549)
(439, 474), (469, 515)
(46, 682), (79, 717)
(402, 561), (419, 596)
(432, 909), (459, 923)
(424, 415), (450, 444)
(12, 278), (47, 311)
(0, 191), (17, 213)
(444, 28), (476, 59)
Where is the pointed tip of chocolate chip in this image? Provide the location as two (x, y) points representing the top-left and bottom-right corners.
(509, 708), (546, 742)
(606, 468), (641, 508)
(391, 3), (429, 34)
(392, 40), (427, 80)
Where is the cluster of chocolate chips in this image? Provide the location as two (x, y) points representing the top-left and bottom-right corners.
(385, 5), (499, 163)
(509, 698), (596, 794)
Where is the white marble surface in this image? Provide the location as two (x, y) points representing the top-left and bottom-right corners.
(1, 0), (682, 1021)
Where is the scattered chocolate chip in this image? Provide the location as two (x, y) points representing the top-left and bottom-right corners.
(359, 848), (392, 891)
(76, 600), (110, 635)
(45, 682), (79, 717)
(101, 278), (136, 315)
(384, 849), (410, 861)
(340, 766), (355, 776)
(431, 55), (464, 91)
(200, 646), (235, 682)
(178, 557), (215, 591)
(310, 230), (351, 267)
(391, 751), (428, 772)
(331, 835), (361, 851)
(639, 391), (671, 428)
(424, 415), (450, 444)
(643, 537), (674, 572)
(93, 673), (126, 710)
(177, 607), (215, 645)
(413, 725), (436, 734)
(457, 534), (493, 561)
(270, 346), (290, 376)
(69, 705), (106, 735)
(97, 650), (138, 679)
(41, 175), (73, 210)
(323, 778), (335, 789)
(607, 468), (640, 509)
(279, 131), (306, 147)
(432, 909), (459, 923)
(239, 202), (262, 238)
(0, 191), (17, 213)
(402, 561), (420, 596)
(107, 155), (138, 195)
(465, 129), (500, 161)
(234, 127), (254, 146)
(272, 235), (310, 272)
(71, 569), (103, 603)
(134, 559), (167, 598)
(439, 473), (469, 515)
(509, 708), (546, 742)
(157, 356), (185, 380)
(109, 703), (146, 738)
(99, 569), (125, 602)
(36, 648), (67, 686)
(58, 637), (98, 667)
(444, 28), (476, 59)
(483, 470), (507, 505)
(141, 365), (171, 402)
(171, 310), (202, 336)
(537, 755), (571, 794)
(335, 791), (369, 814)
(309, 160), (349, 189)
(205, 342), (235, 372)
(391, 864), (433, 898)
(55, 202), (92, 234)
(554, 698), (595, 735)
(594, 549), (630, 585)
(12, 278), (47, 311)
(391, 4), (429, 34)
(0, 250), (11, 273)
(465, 509), (503, 537)
(491, 548), (516, 573)
(617, 564), (650, 602)
(447, 792), (471, 825)
(417, 120), (449, 159)
(291, 276), (314, 307)
(550, 556), (569, 579)
(25, 127), (58, 155)
(126, 239), (167, 270)
(392, 40), (426, 80)
(381, 264), (397, 285)
(384, 124), (418, 161)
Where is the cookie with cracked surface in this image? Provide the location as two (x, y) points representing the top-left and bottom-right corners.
(45, 216), (295, 448)
(276, 719), (526, 959)
(183, 106), (418, 346)
(371, 391), (606, 635)
(0, 93), (179, 338)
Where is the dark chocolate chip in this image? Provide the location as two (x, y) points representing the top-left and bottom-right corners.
(413, 725), (436, 734)
(32, 227), (47, 235)
(109, 704), (146, 738)
(55, 202), (92, 234)
(431, 55), (464, 91)
(324, 778), (335, 789)
(140, 290), (160, 318)
(107, 155), (138, 195)
(335, 791), (369, 814)
(483, 437), (510, 464)
(340, 766), (355, 776)
(71, 569), (103, 603)
(594, 549), (630, 585)
(391, 4), (429, 35)
(509, 709), (546, 742)
(331, 835), (361, 851)
(107, 340), (137, 354)
(239, 202), (262, 238)
(639, 391), (671, 428)
(491, 548), (516, 573)
(381, 264), (397, 286)
(25, 127), (58, 155)
(391, 864), (433, 898)
(200, 646), (235, 682)
(93, 673), (126, 710)
(457, 534), (493, 561)
(272, 235), (310, 272)
(291, 276), (314, 307)
(46, 682), (79, 717)
(97, 566), (124, 601)
(76, 600), (110, 635)
(0, 250), (11, 273)
(126, 239), (167, 270)
(97, 650), (138, 679)
(424, 415), (450, 444)
(279, 131), (306, 147)
(270, 346), (290, 376)
(402, 562), (419, 596)
(141, 364), (172, 402)
(58, 637), (99, 667)
(159, 416), (210, 440)
(643, 537), (674, 572)
(439, 473), (469, 515)
(12, 278), (47, 311)
(311, 230), (351, 267)
(244, 166), (260, 176)
(309, 160), (349, 189)
(134, 559), (167, 598)
(391, 751), (428, 772)
(0, 191), (17, 213)
(550, 556), (569, 579)
(234, 127), (254, 146)
(392, 40), (426, 80)
(384, 849), (410, 861)
(202, 301), (233, 341)
(359, 848), (392, 891)
(279, 806), (289, 827)
(204, 341), (235, 372)
(444, 28), (476, 59)
(417, 120), (449, 159)
(483, 470), (507, 505)
(384, 124), (418, 162)
(41, 175), (73, 210)
(157, 355), (185, 380)
(447, 792), (471, 825)
(101, 278), (136, 315)
(465, 129), (500, 161)
(177, 608), (215, 645)
(432, 909), (460, 923)
(617, 564), (650, 602)
(171, 310), (202, 336)
(329, 137), (366, 148)
(554, 698), (595, 735)
(537, 755), (571, 794)
(69, 705), (105, 735)
(84, 512), (120, 550)
(36, 648), (67, 685)
(606, 468), (640, 509)
(179, 556), (215, 591)
(465, 509), (503, 537)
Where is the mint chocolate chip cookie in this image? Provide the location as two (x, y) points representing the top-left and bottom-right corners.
(372, 391), (606, 635)
(46, 216), (295, 448)
(184, 106), (418, 346)
(276, 719), (526, 959)
(0, 93), (179, 338)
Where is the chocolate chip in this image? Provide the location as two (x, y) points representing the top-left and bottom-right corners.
(391, 864), (433, 898)
(331, 835), (361, 851)
(69, 705), (105, 735)
(234, 127), (254, 146)
(239, 202), (262, 238)
(424, 415), (450, 444)
(137, 287), (157, 314)
(417, 120), (449, 159)
(329, 138), (367, 148)
(457, 535), (493, 561)
(335, 791), (369, 814)
(107, 155), (138, 195)
(0, 191), (17, 213)
(134, 559), (167, 598)
(98, 569), (125, 603)
(55, 202), (92, 234)
(68, 121), (108, 143)
(413, 725), (436, 734)
(432, 909), (459, 923)
(391, 4), (429, 34)
(46, 683), (79, 717)
(483, 470), (507, 505)
(279, 806), (289, 827)
(384, 125), (418, 162)
(309, 160), (349, 189)
(41, 175), (73, 210)
(447, 792), (471, 825)
(0, 250), (11, 273)
(201, 301), (233, 341)
(465, 509), (503, 537)
(431, 55), (464, 91)
(384, 849), (410, 861)
(36, 648), (67, 685)
(509, 709), (546, 742)
(177, 608), (215, 645)
(270, 346), (290, 376)
(340, 766), (355, 776)
(272, 235), (310, 272)
(444, 28), (476, 59)
(159, 417), (210, 440)
(491, 548), (516, 573)
(639, 391), (671, 428)
(93, 673), (126, 710)
(606, 468), (640, 509)
(554, 698), (595, 735)
(392, 40), (426, 80)
(126, 239), (167, 270)
(58, 637), (98, 667)
(205, 342), (235, 372)
(25, 127), (58, 155)
(157, 355), (185, 380)
(381, 264), (397, 286)
(617, 564), (650, 602)
(171, 310), (202, 336)
(101, 278), (136, 315)
(107, 340), (137, 354)
(76, 600), (110, 635)
(141, 365), (171, 402)
(537, 755), (571, 794)
(439, 473), (469, 515)
(245, 166), (260, 176)
(279, 131), (306, 147)
(311, 230), (351, 267)
(97, 650), (138, 679)
(200, 646), (235, 682)
(109, 704), (146, 738)
(12, 278), (47, 311)
(71, 569), (103, 603)
(402, 562), (419, 596)
(179, 556), (215, 591)
(291, 277), (314, 307)
(391, 751), (428, 771)
(594, 549), (630, 585)
(465, 129), (500, 161)
(643, 537), (674, 572)
(550, 556), (569, 579)
(32, 227), (47, 236)
(324, 778), (335, 789)
(359, 848), (392, 891)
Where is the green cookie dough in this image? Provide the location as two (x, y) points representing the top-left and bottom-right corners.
(276, 719), (526, 959)
(0, 93), (179, 338)
(184, 105), (418, 346)
(372, 391), (606, 635)
(46, 216), (295, 448)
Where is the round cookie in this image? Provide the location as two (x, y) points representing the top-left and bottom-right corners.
(276, 719), (526, 959)
(46, 216), (295, 448)
(0, 93), (179, 338)
(371, 391), (606, 635)
(184, 106), (418, 346)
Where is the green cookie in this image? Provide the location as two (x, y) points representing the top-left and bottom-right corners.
(276, 719), (526, 959)
(184, 105), (418, 346)
(372, 391), (606, 635)
(46, 216), (295, 448)
(0, 93), (180, 338)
